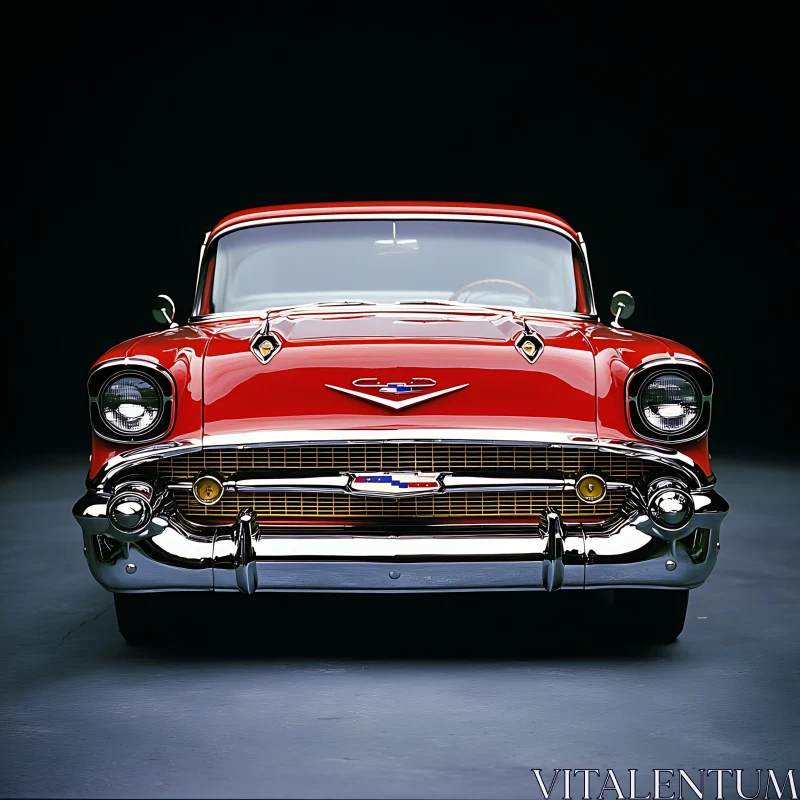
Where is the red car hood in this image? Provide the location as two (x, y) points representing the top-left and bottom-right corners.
(201, 310), (598, 439)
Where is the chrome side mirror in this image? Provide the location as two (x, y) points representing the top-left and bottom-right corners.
(610, 290), (635, 329)
(152, 294), (178, 328)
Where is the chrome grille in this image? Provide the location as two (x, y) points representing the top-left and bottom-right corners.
(155, 444), (655, 480)
(175, 488), (628, 520)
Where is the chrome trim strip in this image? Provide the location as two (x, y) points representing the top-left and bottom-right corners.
(96, 439), (203, 491)
(166, 475), (633, 494)
(201, 429), (599, 447)
(232, 475), (351, 490)
(576, 231), (598, 317)
(445, 476), (575, 489)
(195, 242), (207, 302)
(92, 430), (712, 492)
(189, 308), (599, 325)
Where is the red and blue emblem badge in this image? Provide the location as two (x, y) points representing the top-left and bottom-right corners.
(349, 472), (442, 496)
(352, 377), (437, 394)
(379, 383), (417, 394)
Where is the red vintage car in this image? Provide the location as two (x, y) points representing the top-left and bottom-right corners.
(73, 202), (728, 644)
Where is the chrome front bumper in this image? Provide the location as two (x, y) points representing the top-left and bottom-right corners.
(75, 434), (729, 594)
(73, 489), (728, 594)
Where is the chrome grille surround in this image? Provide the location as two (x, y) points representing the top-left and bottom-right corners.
(90, 432), (711, 529)
(155, 443), (646, 522)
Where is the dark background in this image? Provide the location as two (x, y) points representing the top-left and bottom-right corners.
(5, 5), (796, 459)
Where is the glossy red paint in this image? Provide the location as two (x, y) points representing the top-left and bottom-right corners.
(584, 324), (711, 474)
(207, 201), (580, 242)
(88, 327), (210, 479)
(201, 311), (597, 439)
(86, 203), (714, 480)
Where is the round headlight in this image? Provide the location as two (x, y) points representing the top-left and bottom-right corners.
(638, 373), (700, 434)
(100, 374), (163, 434)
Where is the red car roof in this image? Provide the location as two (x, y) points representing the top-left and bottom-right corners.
(208, 201), (579, 241)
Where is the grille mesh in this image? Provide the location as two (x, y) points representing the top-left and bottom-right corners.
(155, 444), (654, 481)
(145, 444), (659, 524)
(175, 489), (628, 520)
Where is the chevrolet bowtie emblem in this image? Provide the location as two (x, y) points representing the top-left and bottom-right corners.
(348, 472), (443, 496)
(325, 377), (468, 410)
(354, 377), (436, 394)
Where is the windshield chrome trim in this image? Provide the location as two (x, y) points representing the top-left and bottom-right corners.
(189, 307), (599, 325)
(191, 213), (598, 321)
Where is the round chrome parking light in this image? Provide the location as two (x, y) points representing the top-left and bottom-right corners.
(108, 492), (153, 534)
(648, 487), (694, 531)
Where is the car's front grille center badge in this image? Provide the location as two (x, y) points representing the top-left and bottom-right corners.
(326, 377), (468, 410)
(348, 472), (443, 497)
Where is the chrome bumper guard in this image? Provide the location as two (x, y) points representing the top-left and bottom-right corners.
(73, 486), (728, 594)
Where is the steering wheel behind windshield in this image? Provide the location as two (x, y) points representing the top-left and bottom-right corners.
(449, 278), (544, 308)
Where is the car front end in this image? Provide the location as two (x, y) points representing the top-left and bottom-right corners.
(73, 203), (728, 642)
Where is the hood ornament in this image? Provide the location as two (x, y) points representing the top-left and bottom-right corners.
(250, 319), (281, 364)
(326, 377), (468, 410)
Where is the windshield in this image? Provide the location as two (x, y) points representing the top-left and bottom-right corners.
(196, 219), (592, 315)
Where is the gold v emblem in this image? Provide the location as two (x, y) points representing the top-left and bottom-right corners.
(325, 383), (469, 410)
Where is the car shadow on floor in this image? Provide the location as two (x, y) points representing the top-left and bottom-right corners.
(125, 590), (685, 662)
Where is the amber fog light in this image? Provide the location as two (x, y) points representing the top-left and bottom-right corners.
(108, 493), (152, 533)
(648, 488), (694, 530)
(576, 474), (607, 504)
(192, 475), (223, 505)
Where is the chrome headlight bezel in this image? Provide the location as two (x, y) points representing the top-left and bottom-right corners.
(626, 360), (713, 443)
(87, 360), (176, 444)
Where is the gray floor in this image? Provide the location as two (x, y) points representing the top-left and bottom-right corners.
(0, 457), (797, 798)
